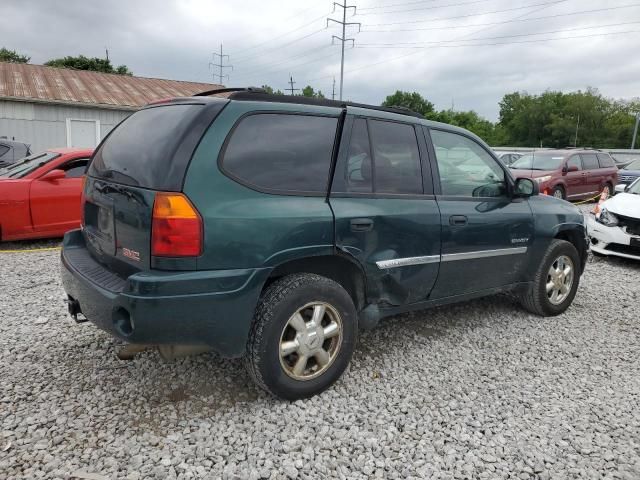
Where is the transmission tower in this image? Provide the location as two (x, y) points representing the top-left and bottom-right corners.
(287, 75), (300, 96)
(327, 2), (360, 101)
(332, 77), (336, 100)
(209, 44), (233, 85)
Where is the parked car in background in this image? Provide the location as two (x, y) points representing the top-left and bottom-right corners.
(588, 177), (640, 260)
(61, 90), (588, 400)
(616, 159), (640, 189)
(509, 149), (618, 200)
(494, 151), (523, 166)
(0, 138), (31, 167)
(0, 148), (93, 241)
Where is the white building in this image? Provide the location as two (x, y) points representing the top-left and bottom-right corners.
(0, 62), (221, 152)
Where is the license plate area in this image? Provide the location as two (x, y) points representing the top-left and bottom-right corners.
(84, 200), (116, 256)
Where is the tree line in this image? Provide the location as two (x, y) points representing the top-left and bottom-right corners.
(1, 47), (132, 75)
(383, 89), (639, 148)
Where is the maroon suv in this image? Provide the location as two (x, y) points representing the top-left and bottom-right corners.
(509, 150), (618, 200)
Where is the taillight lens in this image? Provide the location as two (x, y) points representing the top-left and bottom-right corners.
(151, 192), (202, 257)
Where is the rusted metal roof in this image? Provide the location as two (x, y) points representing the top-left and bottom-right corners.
(0, 62), (223, 110)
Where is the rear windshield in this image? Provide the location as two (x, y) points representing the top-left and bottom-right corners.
(0, 152), (60, 178)
(89, 104), (205, 190)
(510, 153), (564, 171)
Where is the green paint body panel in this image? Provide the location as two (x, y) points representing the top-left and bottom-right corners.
(60, 96), (589, 358)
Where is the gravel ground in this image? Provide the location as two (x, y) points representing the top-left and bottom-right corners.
(1, 204), (639, 480)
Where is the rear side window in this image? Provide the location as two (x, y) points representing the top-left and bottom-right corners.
(89, 104), (205, 190)
(597, 153), (615, 168)
(221, 113), (338, 194)
(0, 145), (9, 158)
(368, 120), (423, 194)
(580, 153), (599, 170)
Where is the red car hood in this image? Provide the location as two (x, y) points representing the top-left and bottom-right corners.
(509, 169), (555, 179)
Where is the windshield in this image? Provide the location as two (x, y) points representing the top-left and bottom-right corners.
(510, 153), (564, 170)
(628, 179), (640, 195)
(623, 159), (640, 170)
(0, 152), (60, 178)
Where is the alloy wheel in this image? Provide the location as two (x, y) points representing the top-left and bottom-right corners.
(546, 255), (574, 305)
(279, 302), (343, 381)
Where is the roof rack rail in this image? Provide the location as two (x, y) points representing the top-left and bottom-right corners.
(564, 146), (602, 151)
(194, 86), (266, 97)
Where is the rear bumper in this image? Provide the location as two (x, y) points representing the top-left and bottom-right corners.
(60, 229), (271, 357)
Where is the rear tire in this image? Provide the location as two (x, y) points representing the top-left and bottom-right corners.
(551, 186), (565, 200)
(519, 239), (581, 316)
(245, 273), (357, 400)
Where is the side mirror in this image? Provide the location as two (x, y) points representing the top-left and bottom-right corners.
(514, 177), (538, 197)
(614, 184), (627, 194)
(41, 169), (65, 182)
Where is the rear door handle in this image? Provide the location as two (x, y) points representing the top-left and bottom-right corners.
(350, 218), (374, 232)
(449, 215), (468, 226)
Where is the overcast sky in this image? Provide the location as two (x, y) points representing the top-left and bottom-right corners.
(4, 0), (639, 120)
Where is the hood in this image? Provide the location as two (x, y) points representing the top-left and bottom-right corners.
(603, 192), (640, 219)
(509, 169), (555, 179)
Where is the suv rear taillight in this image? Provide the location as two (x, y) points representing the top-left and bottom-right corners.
(151, 192), (203, 257)
(80, 175), (87, 226)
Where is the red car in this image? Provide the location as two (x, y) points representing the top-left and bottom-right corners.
(509, 149), (618, 200)
(0, 148), (93, 241)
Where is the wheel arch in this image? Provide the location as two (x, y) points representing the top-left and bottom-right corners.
(263, 254), (368, 312)
(553, 225), (588, 273)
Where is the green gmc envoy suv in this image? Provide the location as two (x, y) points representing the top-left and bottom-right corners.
(61, 88), (588, 399)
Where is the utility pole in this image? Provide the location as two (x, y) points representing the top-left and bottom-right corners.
(632, 113), (640, 149)
(328, 2), (360, 101)
(105, 47), (109, 62)
(286, 75), (300, 96)
(574, 114), (580, 147)
(332, 77), (336, 100)
(209, 44), (233, 85)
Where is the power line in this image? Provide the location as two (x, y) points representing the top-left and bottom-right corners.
(233, 45), (332, 81)
(234, 48), (337, 83)
(231, 9), (329, 57)
(287, 75), (301, 95)
(361, 2), (640, 28)
(302, 27), (638, 85)
(359, 0), (439, 10)
(355, 21), (640, 47)
(353, 29), (640, 49)
(328, 2), (361, 101)
(234, 26), (327, 64)
(356, 0), (496, 16)
(209, 44), (232, 84)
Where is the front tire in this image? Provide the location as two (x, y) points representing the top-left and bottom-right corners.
(519, 239), (581, 316)
(551, 186), (565, 200)
(245, 273), (357, 400)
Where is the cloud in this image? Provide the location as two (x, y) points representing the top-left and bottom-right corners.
(3, 0), (639, 120)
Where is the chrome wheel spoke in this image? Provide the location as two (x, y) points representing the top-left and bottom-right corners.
(314, 349), (330, 367)
(546, 280), (555, 293)
(292, 355), (308, 376)
(311, 304), (326, 325)
(280, 340), (299, 357)
(323, 322), (340, 339)
(289, 312), (307, 333)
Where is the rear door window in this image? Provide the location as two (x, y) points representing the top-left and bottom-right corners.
(597, 153), (615, 168)
(368, 120), (422, 194)
(221, 113), (338, 194)
(89, 104), (207, 190)
(580, 153), (599, 170)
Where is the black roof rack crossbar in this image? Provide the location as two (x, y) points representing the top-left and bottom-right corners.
(194, 86), (267, 97)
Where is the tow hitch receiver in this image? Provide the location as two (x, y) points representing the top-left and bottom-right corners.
(65, 296), (87, 323)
